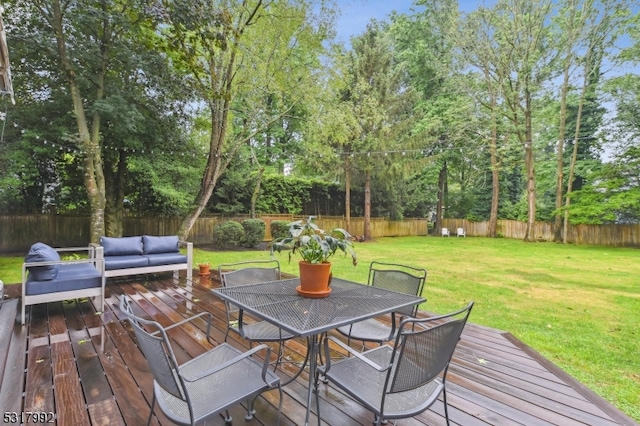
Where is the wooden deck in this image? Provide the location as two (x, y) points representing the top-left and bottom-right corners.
(0, 272), (637, 426)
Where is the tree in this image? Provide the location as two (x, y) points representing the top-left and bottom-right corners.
(338, 21), (417, 239)
(160, 0), (331, 240)
(481, 0), (555, 241)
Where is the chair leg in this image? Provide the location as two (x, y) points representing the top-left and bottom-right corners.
(443, 385), (450, 426)
(245, 397), (256, 420)
(224, 410), (232, 423)
(273, 340), (285, 372)
(146, 393), (156, 426)
(276, 385), (283, 426)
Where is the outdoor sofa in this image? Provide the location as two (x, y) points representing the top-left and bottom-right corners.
(94, 235), (192, 281)
(21, 236), (192, 325)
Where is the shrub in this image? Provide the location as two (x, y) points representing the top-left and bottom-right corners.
(213, 220), (245, 249)
(242, 219), (266, 248)
(270, 220), (290, 240)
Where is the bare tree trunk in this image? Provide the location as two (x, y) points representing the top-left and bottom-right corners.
(563, 67), (590, 243)
(487, 78), (500, 238)
(554, 43), (573, 242)
(363, 170), (371, 241)
(435, 162), (447, 235)
(488, 126), (500, 238)
(345, 155), (351, 233)
(523, 95), (536, 242)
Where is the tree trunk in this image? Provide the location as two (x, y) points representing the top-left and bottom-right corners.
(104, 151), (126, 237)
(488, 126), (500, 238)
(484, 68), (500, 238)
(563, 66), (590, 243)
(345, 155), (351, 233)
(523, 103), (536, 242)
(250, 166), (265, 219)
(434, 162), (447, 235)
(51, 0), (106, 243)
(178, 106), (227, 240)
(363, 170), (371, 241)
(554, 46), (573, 242)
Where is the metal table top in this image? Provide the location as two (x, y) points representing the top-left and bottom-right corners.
(212, 277), (425, 338)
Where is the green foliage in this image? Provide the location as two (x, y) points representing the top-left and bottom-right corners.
(241, 219), (266, 248)
(269, 216), (356, 265)
(212, 221), (245, 249)
(270, 220), (291, 240)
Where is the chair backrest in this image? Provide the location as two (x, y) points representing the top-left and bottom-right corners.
(442, 227), (449, 236)
(387, 301), (473, 395)
(219, 260), (281, 314)
(368, 261), (427, 317)
(457, 228), (465, 235)
(119, 296), (187, 401)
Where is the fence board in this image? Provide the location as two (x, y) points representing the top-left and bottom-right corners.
(1, 215), (638, 253)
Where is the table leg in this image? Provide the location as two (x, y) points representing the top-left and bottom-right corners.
(305, 334), (321, 426)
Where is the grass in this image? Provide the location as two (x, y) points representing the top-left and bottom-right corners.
(2, 236), (639, 421)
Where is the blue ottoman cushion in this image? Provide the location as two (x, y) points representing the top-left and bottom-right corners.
(25, 242), (60, 281)
(25, 263), (101, 296)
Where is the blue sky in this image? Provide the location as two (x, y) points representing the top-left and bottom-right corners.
(334, 0), (486, 43)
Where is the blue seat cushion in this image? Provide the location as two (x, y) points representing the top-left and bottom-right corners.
(104, 255), (149, 271)
(25, 242), (60, 281)
(145, 253), (188, 267)
(143, 235), (180, 254)
(101, 236), (144, 256)
(25, 263), (101, 296)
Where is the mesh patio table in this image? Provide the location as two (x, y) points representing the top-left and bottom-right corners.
(212, 277), (425, 426)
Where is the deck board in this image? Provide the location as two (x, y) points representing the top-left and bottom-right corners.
(2, 272), (636, 426)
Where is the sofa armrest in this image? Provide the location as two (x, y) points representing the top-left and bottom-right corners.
(179, 240), (193, 280)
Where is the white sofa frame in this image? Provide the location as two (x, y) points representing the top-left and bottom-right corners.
(22, 246), (105, 325)
(93, 240), (193, 281)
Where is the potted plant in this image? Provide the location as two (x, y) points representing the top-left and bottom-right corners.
(269, 216), (357, 297)
(198, 262), (211, 276)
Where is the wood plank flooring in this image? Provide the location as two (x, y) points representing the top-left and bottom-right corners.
(1, 272), (637, 426)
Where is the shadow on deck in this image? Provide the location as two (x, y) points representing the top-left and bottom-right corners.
(0, 272), (636, 425)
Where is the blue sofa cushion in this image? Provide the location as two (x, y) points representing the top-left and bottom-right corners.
(101, 236), (144, 256)
(25, 263), (101, 295)
(25, 242), (60, 281)
(143, 235), (180, 255)
(145, 253), (188, 267)
(104, 255), (149, 271)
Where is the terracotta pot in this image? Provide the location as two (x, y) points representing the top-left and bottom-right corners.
(297, 261), (332, 298)
(198, 264), (210, 276)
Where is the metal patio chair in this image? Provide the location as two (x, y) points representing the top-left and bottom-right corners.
(318, 301), (474, 426)
(119, 295), (281, 426)
(219, 260), (296, 368)
(336, 261), (427, 348)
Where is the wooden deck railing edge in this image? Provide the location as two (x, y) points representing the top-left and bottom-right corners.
(502, 331), (639, 426)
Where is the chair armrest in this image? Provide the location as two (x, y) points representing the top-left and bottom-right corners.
(154, 311), (213, 342)
(323, 336), (389, 372)
(180, 344), (272, 383)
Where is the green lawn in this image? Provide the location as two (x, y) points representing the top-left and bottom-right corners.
(2, 236), (639, 421)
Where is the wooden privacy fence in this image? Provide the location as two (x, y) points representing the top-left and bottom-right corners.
(1, 213), (638, 253)
(442, 219), (640, 247)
